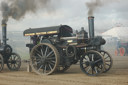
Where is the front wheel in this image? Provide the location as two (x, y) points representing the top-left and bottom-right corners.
(7, 53), (21, 71)
(80, 50), (105, 76)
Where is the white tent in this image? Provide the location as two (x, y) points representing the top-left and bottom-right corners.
(102, 27), (128, 42)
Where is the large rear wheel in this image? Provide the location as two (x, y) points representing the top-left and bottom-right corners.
(80, 50), (105, 76)
(30, 43), (60, 75)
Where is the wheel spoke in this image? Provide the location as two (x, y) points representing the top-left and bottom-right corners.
(88, 55), (91, 61)
(48, 53), (55, 58)
(36, 53), (43, 58)
(44, 46), (48, 56)
(49, 64), (53, 70)
(49, 61), (55, 66)
(83, 57), (88, 61)
(105, 56), (109, 59)
(37, 60), (41, 64)
(51, 60), (55, 63)
(11, 64), (13, 68)
(36, 58), (41, 61)
(84, 65), (89, 69)
(14, 55), (16, 60)
(106, 63), (110, 66)
(81, 62), (86, 64)
(46, 51), (53, 58)
(92, 54), (94, 61)
(47, 57), (55, 60)
(94, 58), (102, 63)
(14, 64), (17, 69)
(15, 63), (19, 66)
(97, 65), (102, 70)
(40, 48), (44, 56)
(94, 67), (98, 73)
(38, 65), (43, 71)
(105, 60), (110, 62)
(87, 66), (91, 73)
(16, 59), (20, 62)
(11, 56), (12, 61)
(35, 49), (41, 55)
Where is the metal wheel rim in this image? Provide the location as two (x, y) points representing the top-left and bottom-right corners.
(80, 50), (105, 76)
(7, 53), (21, 71)
(30, 43), (60, 75)
(100, 50), (113, 73)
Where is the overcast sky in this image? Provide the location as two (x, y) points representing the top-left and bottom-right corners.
(0, 0), (128, 33)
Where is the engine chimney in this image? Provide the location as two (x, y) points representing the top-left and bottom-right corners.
(2, 22), (7, 45)
(88, 16), (95, 38)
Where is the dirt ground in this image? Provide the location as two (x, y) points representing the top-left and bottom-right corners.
(0, 55), (128, 85)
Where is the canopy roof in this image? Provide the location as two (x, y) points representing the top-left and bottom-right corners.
(23, 25), (73, 36)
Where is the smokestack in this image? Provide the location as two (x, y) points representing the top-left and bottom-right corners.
(88, 16), (95, 38)
(2, 21), (7, 45)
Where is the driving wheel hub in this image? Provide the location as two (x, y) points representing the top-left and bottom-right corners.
(90, 61), (95, 67)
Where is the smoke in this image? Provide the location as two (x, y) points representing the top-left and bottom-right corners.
(0, 0), (54, 24)
(86, 0), (102, 16)
(86, 0), (118, 16)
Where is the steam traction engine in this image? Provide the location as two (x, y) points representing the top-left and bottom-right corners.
(0, 22), (21, 72)
(24, 16), (113, 76)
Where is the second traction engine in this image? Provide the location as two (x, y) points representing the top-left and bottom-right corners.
(0, 21), (21, 72)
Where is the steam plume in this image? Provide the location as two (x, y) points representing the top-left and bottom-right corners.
(86, 0), (118, 16)
(86, 0), (102, 16)
(0, 0), (53, 24)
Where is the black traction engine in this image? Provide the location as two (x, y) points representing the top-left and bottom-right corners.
(0, 22), (21, 72)
(23, 16), (113, 76)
